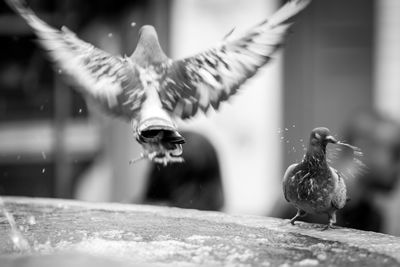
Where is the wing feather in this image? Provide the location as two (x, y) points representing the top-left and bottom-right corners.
(330, 167), (347, 210)
(283, 163), (298, 202)
(159, 0), (311, 119)
(6, 0), (145, 118)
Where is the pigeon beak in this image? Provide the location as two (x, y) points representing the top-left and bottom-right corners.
(325, 135), (338, 144)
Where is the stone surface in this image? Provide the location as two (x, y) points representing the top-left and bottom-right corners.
(0, 197), (400, 266)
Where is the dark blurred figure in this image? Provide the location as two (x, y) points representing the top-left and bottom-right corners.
(144, 131), (224, 211)
(338, 110), (400, 231)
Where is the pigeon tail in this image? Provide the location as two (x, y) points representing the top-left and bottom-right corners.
(136, 117), (185, 145)
(130, 25), (168, 67)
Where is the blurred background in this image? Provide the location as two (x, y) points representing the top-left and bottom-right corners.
(1, 0), (400, 235)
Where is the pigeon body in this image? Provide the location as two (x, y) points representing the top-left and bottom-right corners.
(283, 127), (347, 228)
(6, 0), (311, 164)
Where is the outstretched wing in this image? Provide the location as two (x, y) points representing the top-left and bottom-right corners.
(6, 0), (145, 118)
(326, 143), (366, 181)
(159, 0), (311, 119)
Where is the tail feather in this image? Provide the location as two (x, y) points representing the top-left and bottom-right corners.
(163, 131), (185, 144)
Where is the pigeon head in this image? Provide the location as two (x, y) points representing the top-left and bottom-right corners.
(138, 25), (156, 39)
(309, 127), (338, 147)
(131, 25), (168, 66)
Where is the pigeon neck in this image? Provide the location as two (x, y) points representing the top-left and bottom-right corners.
(130, 26), (168, 67)
(304, 144), (327, 165)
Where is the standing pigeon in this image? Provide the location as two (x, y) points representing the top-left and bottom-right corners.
(6, 0), (311, 165)
(283, 127), (348, 228)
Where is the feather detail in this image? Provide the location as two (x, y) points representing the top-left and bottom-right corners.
(5, 0), (146, 118)
(159, 0), (311, 119)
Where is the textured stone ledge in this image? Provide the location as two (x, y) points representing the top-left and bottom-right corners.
(0, 197), (399, 266)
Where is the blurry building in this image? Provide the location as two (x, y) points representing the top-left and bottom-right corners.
(1, 0), (400, 235)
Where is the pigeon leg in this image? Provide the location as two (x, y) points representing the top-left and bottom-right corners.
(153, 152), (184, 166)
(129, 151), (158, 164)
(129, 153), (146, 165)
(147, 152), (158, 161)
(165, 152), (184, 164)
(290, 209), (306, 225)
(151, 153), (167, 165)
(323, 211), (338, 230)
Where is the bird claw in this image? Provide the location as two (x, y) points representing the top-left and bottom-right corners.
(129, 154), (145, 165)
(129, 151), (184, 166)
(321, 223), (338, 231)
(289, 210), (306, 226)
(129, 152), (158, 165)
(153, 154), (184, 166)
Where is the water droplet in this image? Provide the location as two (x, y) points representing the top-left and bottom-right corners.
(78, 108), (83, 114)
(292, 124), (296, 128)
(41, 152), (46, 160)
(300, 139), (303, 142)
(58, 69), (63, 74)
(28, 216), (36, 225)
(286, 140), (290, 143)
(131, 22), (136, 27)
(0, 198), (31, 252)
(108, 33), (113, 37)
(41, 168), (46, 174)
(285, 128), (289, 131)
(280, 137), (284, 140)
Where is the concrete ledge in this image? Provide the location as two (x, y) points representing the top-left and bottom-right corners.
(1, 197), (400, 266)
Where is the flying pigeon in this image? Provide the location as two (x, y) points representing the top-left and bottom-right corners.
(6, 0), (311, 165)
(282, 127), (363, 228)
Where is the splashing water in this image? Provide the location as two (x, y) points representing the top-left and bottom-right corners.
(0, 198), (31, 252)
(278, 126), (305, 155)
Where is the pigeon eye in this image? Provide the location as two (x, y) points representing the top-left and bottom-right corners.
(315, 133), (321, 139)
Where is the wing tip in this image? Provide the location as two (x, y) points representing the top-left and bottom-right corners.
(269, 0), (312, 27)
(5, 0), (33, 19)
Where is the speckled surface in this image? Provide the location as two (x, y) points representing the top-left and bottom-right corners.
(0, 197), (399, 266)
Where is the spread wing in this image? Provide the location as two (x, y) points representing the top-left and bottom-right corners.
(326, 143), (366, 181)
(6, 0), (146, 118)
(159, 0), (311, 119)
